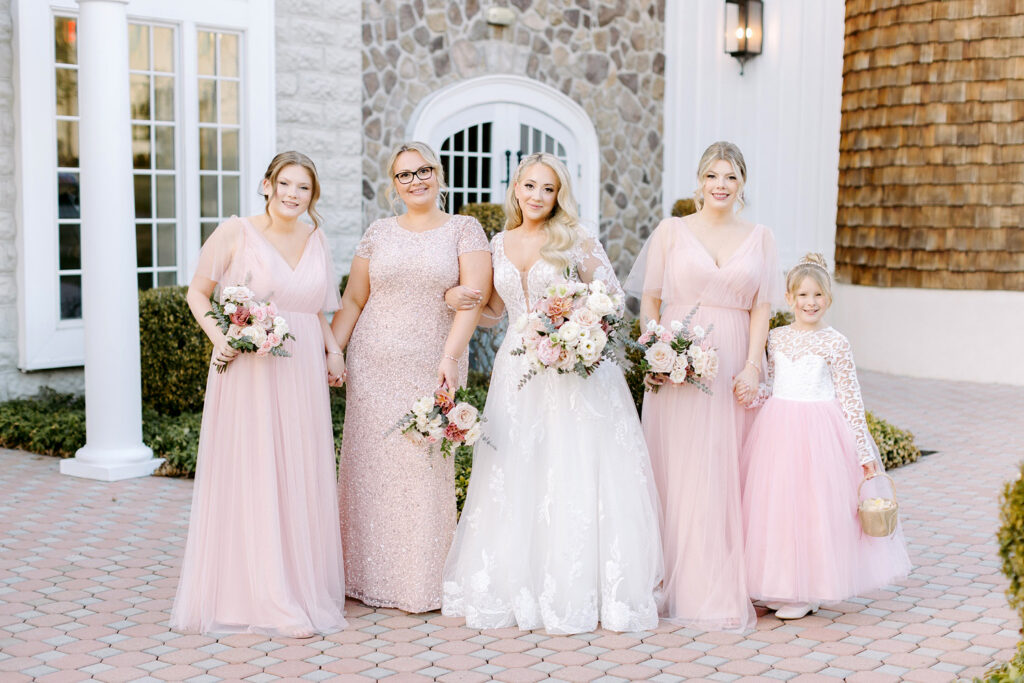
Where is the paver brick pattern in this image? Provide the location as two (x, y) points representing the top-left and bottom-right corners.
(1, 370), (1021, 682)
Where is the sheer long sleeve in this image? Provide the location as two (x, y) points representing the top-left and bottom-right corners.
(829, 333), (875, 465)
(747, 330), (776, 409)
(576, 235), (625, 315)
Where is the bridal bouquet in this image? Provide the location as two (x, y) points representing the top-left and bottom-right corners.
(205, 285), (294, 373)
(511, 278), (626, 388)
(633, 306), (719, 394)
(396, 386), (485, 458)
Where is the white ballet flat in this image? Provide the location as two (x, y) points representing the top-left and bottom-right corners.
(765, 602), (787, 611)
(775, 602), (819, 620)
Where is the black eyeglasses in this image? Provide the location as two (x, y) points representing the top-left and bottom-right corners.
(394, 166), (434, 184)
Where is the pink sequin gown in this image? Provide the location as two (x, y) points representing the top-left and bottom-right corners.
(339, 214), (489, 613)
(170, 216), (347, 636)
(634, 216), (780, 631)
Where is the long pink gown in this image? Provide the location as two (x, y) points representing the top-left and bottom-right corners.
(635, 216), (779, 631)
(339, 214), (489, 613)
(170, 216), (347, 636)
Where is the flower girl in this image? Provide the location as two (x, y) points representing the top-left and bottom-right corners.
(740, 254), (911, 620)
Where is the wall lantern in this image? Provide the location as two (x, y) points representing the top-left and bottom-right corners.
(725, 0), (763, 75)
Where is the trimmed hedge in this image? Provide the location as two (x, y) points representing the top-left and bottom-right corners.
(139, 286), (212, 415)
(671, 198), (696, 217)
(458, 202), (505, 239)
(976, 465), (1024, 681)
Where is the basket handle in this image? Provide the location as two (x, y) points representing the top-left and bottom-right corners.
(858, 472), (898, 503)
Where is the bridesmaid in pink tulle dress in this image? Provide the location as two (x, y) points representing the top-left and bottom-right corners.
(331, 142), (491, 612)
(170, 152), (347, 636)
(627, 141), (779, 631)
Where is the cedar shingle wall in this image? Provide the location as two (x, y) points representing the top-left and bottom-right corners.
(837, 0), (1024, 290)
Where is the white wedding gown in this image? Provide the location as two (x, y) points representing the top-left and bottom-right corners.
(442, 231), (663, 634)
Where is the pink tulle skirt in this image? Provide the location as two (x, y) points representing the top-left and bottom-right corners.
(741, 397), (911, 604)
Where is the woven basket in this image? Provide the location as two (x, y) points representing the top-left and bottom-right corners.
(857, 473), (899, 537)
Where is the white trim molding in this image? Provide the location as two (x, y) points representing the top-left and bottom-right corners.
(408, 74), (601, 226)
(12, 0), (274, 370)
(828, 283), (1024, 386)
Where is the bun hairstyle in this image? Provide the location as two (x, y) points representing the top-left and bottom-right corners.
(384, 141), (448, 212)
(504, 152), (581, 272)
(261, 151), (323, 229)
(694, 141), (747, 212)
(786, 252), (833, 305)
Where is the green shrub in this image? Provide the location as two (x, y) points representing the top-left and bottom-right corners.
(975, 464), (1024, 681)
(144, 408), (202, 476)
(671, 198), (696, 217)
(623, 319), (646, 416)
(0, 389), (85, 458)
(769, 309), (794, 330)
(139, 286), (211, 415)
(458, 202), (505, 239)
(866, 412), (920, 470)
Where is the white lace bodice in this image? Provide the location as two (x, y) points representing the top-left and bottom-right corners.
(491, 231), (624, 324)
(757, 326), (875, 465)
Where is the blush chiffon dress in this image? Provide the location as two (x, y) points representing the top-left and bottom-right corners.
(170, 216), (347, 636)
(628, 216), (780, 631)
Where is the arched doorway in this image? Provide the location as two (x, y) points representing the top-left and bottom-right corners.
(408, 75), (599, 231)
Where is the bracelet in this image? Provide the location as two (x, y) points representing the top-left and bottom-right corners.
(745, 359), (760, 372)
(327, 350), (344, 356)
(444, 354), (458, 362)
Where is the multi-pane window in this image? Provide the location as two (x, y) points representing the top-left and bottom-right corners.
(198, 30), (242, 244)
(440, 123), (492, 215)
(54, 16), (81, 320)
(129, 23), (179, 289)
(520, 123), (567, 163)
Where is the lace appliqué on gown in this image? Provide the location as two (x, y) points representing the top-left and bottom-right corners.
(442, 231), (662, 634)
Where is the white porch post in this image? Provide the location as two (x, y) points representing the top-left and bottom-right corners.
(60, 0), (163, 481)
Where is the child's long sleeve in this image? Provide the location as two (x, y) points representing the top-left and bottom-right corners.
(829, 335), (875, 465)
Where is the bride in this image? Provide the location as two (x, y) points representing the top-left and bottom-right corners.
(441, 153), (662, 634)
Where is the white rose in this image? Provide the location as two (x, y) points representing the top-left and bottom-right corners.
(692, 325), (706, 340)
(242, 325), (267, 347)
(464, 423), (483, 446)
(645, 341), (676, 373)
(586, 292), (615, 317)
(558, 321), (581, 346)
(274, 321), (289, 337)
(670, 320), (684, 333)
(689, 346), (708, 375)
(223, 302), (237, 314)
(589, 328), (608, 351)
(571, 307), (600, 329)
(669, 367), (688, 384)
(589, 279), (607, 294)
(645, 319), (660, 332)
(448, 402), (480, 431)
(226, 324), (243, 340)
(273, 316), (287, 328)
(703, 348), (720, 380)
(413, 396), (434, 416)
(415, 414), (430, 431)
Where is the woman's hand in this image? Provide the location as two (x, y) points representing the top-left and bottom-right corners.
(862, 460), (879, 478)
(326, 352), (346, 387)
(445, 285), (482, 311)
(437, 356), (459, 390)
(211, 336), (239, 370)
(732, 364), (760, 405)
(643, 374), (668, 392)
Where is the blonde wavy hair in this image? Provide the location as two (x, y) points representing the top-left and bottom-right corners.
(504, 153), (581, 272)
(786, 253), (833, 306)
(262, 151), (323, 229)
(694, 141), (748, 213)
(384, 141), (448, 212)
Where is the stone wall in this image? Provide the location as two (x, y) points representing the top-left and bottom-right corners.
(0, 0), (82, 399)
(276, 0), (365, 268)
(361, 0), (666, 275)
(837, 0), (1024, 290)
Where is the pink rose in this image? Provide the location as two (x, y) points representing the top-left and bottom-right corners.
(267, 301), (278, 316)
(536, 337), (562, 367)
(256, 340), (273, 357)
(252, 306), (268, 322)
(659, 331), (673, 343)
(448, 402), (479, 431)
(444, 422), (466, 443)
(557, 348), (578, 371)
(638, 331), (653, 344)
(266, 333), (281, 347)
(229, 307), (250, 326)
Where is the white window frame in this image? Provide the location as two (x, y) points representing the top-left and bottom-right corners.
(12, 0), (274, 370)
(409, 74), (600, 227)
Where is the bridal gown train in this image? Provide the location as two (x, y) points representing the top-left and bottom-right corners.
(442, 231), (663, 634)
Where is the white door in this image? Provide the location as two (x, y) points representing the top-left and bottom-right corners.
(432, 103), (581, 217)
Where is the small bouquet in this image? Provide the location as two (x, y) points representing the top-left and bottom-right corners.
(511, 279), (626, 388)
(633, 306), (719, 394)
(205, 285), (294, 373)
(396, 386), (486, 458)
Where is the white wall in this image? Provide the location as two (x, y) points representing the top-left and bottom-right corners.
(829, 284), (1024, 386)
(663, 0), (845, 268)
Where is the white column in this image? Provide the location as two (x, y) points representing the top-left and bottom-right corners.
(60, 0), (163, 481)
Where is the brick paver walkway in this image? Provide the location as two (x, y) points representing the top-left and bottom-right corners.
(1, 371), (1022, 682)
